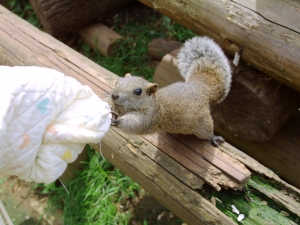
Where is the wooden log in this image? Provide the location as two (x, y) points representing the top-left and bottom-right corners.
(148, 38), (181, 60)
(153, 49), (182, 87)
(139, 0), (300, 93)
(212, 66), (300, 141)
(154, 49), (300, 142)
(0, 6), (251, 192)
(29, 0), (132, 37)
(0, 5), (249, 224)
(77, 23), (124, 57)
(153, 50), (300, 189)
(217, 115), (300, 189)
(1, 6), (300, 224)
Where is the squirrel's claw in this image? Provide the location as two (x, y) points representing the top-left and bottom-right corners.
(111, 111), (119, 119)
(209, 135), (225, 147)
(110, 111), (120, 126)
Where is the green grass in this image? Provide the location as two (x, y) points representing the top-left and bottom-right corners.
(79, 14), (195, 81)
(7, 0), (41, 27)
(37, 147), (139, 225)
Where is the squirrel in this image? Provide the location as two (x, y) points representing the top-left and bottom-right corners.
(110, 36), (232, 147)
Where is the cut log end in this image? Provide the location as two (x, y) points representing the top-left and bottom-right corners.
(29, 0), (133, 37)
(148, 38), (181, 60)
(212, 67), (300, 141)
(78, 23), (124, 57)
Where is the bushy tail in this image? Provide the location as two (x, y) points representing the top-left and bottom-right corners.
(177, 36), (232, 103)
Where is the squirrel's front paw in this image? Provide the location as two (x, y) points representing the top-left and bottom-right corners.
(208, 135), (225, 147)
(111, 111), (120, 126)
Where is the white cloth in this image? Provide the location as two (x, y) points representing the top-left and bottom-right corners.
(0, 66), (111, 183)
(0, 214), (4, 225)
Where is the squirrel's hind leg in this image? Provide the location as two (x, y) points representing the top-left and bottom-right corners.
(193, 114), (225, 147)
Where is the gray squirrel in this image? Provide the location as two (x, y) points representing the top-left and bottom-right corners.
(110, 36), (232, 147)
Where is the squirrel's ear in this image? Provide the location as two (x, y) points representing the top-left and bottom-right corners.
(125, 73), (132, 77)
(147, 83), (158, 96)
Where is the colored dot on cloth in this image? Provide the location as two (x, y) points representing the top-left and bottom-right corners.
(19, 134), (31, 149)
(46, 124), (57, 134)
(36, 98), (50, 115)
(62, 150), (72, 161)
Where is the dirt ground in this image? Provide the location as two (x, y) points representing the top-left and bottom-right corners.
(0, 175), (182, 225)
(0, 176), (62, 225)
(122, 188), (183, 225)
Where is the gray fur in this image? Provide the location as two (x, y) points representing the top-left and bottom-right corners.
(177, 36), (232, 102)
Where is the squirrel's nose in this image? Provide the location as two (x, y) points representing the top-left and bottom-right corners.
(112, 94), (119, 100)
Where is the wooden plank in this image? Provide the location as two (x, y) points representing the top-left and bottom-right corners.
(139, 0), (300, 92)
(143, 133), (242, 191)
(2, 5), (252, 191)
(153, 48), (300, 190)
(168, 134), (250, 184)
(91, 128), (237, 225)
(0, 5), (246, 224)
(2, 5), (300, 225)
(217, 116), (300, 189)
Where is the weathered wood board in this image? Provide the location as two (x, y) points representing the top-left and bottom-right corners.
(1, 5), (300, 225)
(153, 49), (300, 188)
(0, 5), (249, 225)
(139, 0), (300, 93)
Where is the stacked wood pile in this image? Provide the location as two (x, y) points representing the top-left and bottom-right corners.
(140, 0), (300, 189)
(151, 43), (300, 188)
(1, 1), (300, 224)
(139, 0), (300, 92)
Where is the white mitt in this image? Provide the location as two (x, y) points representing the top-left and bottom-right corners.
(0, 66), (111, 183)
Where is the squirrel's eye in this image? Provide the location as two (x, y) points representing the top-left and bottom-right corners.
(134, 88), (142, 95)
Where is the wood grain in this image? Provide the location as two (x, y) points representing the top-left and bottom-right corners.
(139, 0), (300, 92)
(148, 38), (181, 60)
(29, 0), (133, 37)
(1, 5), (299, 222)
(78, 23), (124, 57)
(0, 5), (249, 224)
